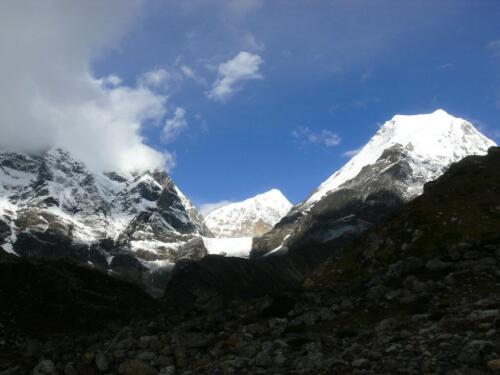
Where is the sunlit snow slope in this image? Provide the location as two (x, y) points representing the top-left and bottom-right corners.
(204, 189), (292, 237)
(306, 109), (496, 206)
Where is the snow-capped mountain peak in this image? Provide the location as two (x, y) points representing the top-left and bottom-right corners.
(0, 147), (211, 294)
(204, 189), (292, 237)
(306, 109), (496, 205)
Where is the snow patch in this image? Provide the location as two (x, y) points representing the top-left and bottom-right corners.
(1, 243), (18, 256)
(202, 236), (253, 258)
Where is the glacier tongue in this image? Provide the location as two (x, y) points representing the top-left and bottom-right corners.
(306, 109), (496, 206)
(204, 189), (292, 238)
(202, 236), (253, 258)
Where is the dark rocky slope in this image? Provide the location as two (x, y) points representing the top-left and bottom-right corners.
(0, 252), (160, 332)
(2, 149), (500, 374)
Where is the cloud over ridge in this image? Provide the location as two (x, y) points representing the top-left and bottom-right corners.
(0, 0), (171, 173)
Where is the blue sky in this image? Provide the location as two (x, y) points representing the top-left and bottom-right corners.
(6, 1), (499, 209)
(84, 1), (500, 206)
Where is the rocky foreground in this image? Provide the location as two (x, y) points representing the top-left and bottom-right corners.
(1, 148), (500, 374)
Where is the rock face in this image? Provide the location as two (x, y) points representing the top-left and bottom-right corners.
(204, 189), (292, 237)
(0, 147), (210, 295)
(252, 109), (496, 257)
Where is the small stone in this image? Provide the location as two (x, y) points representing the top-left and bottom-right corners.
(486, 329), (496, 338)
(303, 311), (317, 326)
(385, 344), (399, 353)
(171, 334), (186, 367)
(0, 367), (21, 375)
(352, 358), (370, 369)
(33, 360), (56, 375)
(255, 350), (272, 367)
(385, 289), (402, 301)
(469, 310), (499, 321)
(163, 366), (176, 375)
(137, 351), (156, 361)
(459, 340), (495, 365)
(83, 352), (94, 365)
(444, 273), (455, 285)
(120, 360), (157, 375)
(426, 258), (452, 271)
(399, 292), (417, 304)
(64, 363), (78, 375)
(274, 352), (287, 367)
(488, 359), (500, 370)
(95, 352), (109, 372)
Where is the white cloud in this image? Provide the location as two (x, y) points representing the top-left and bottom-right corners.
(208, 51), (263, 102)
(180, 65), (206, 84)
(139, 68), (171, 89)
(181, 65), (196, 79)
(102, 74), (122, 87)
(0, 1), (173, 173)
(292, 126), (341, 148)
(438, 62), (454, 70)
(163, 107), (188, 142)
(199, 200), (233, 216)
(342, 147), (362, 157)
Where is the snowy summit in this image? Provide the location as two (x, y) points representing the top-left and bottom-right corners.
(204, 189), (292, 237)
(306, 109), (496, 206)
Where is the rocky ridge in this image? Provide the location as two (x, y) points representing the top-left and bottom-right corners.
(0, 148), (211, 295)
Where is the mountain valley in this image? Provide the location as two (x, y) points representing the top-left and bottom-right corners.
(1, 110), (500, 374)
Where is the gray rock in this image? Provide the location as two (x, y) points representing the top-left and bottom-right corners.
(468, 310), (498, 322)
(171, 335), (186, 367)
(385, 289), (402, 301)
(295, 352), (324, 372)
(64, 363), (77, 375)
(303, 311), (317, 326)
(137, 351), (157, 361)
(140, 335), (161, 350)
(120, 360), (158, 375)
(161, 366), (176, 375)
(352, 358), (370, 369)
(274, 351), (287, 367)
(184, 332), (213, 348)
(458, 340), (495, 365)
(95, 351), (109, 372)
(33, 360), (56, 375)
(0, 368), (21, 375)
(426, 258), (452, 271)
(255, 350), (272, 367)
